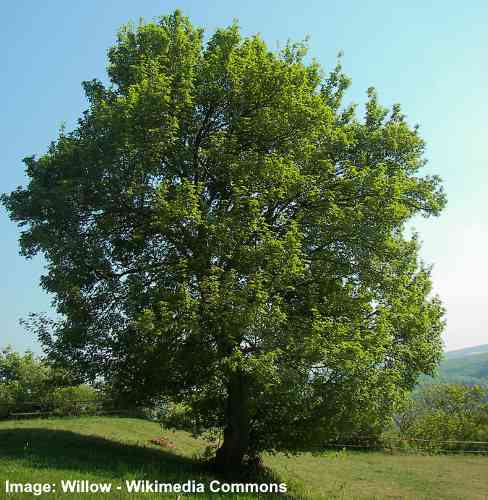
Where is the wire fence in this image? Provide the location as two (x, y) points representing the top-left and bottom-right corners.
(1, 402), (488, 455)
(323, 443), (488, 454)
(322, 434), (488, 455)
(0, 399), (144, 420)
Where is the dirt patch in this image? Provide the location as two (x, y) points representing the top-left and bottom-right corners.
(149, 436), (176, 449)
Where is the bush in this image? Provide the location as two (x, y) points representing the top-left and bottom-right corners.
(0, 386), (15, 419)
(395, 384), (488, 452)
(1, 346), (104, 418)
(0, 347), (52, 403)
(49, 385), (100, 416)
(159, 402), (198, 432)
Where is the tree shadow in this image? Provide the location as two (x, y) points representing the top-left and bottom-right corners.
(0, 427), (199, 480)
(0, 427), (303, 499)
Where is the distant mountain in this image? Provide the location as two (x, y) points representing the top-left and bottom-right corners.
(419, 344), (488, 387)
(437, 351), (488, 384)
(444, 344), (488, 360)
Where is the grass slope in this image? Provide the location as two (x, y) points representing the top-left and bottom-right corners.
(1, 417), (488, 499)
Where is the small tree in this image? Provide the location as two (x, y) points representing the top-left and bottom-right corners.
(3, 11), (446, 472)
(397, 384), (488, 451)
(49, 385), (100, 416)
(0, 346), (89, 417)
(0, 347), (52, 405)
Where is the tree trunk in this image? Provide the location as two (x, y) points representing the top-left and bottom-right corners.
(214, 370), (250, 473)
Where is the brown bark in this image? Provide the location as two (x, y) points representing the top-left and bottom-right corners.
(214, 370), (250, 473)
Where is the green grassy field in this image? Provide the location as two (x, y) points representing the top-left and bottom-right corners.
(0, 417), (487, 499)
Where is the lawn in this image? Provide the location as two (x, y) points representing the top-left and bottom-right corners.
(0, 417), (487, 499)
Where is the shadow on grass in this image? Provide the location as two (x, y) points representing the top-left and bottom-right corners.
(0, 428), (302, 498)
(0, 428), (198, 479)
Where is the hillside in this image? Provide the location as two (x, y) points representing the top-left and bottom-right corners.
(437, 351), (488, 384)
(419, 344), (488, 386)
(444, 344), (488, 360)
(1, 417), (488, 499)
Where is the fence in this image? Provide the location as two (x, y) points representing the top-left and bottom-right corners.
(0, 399), (143, 420)
(322, 435), (488, 455)
(1, 403), (487, 455)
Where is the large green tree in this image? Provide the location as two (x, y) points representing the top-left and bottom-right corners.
(3, 11), (446, 471)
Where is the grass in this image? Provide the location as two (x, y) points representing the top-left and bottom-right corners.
(0, 417), (292, 500)
(0, 417), (487, 499)
(268, 450), (488, 499)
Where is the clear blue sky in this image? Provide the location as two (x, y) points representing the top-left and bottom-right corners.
(1, 1), (487, 352)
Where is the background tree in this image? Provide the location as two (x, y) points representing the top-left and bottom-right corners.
(396, 384), (488, 451)
(0, 347), (52, 409)
(0, 346), (93, 418)
(3, 11), (446, 472)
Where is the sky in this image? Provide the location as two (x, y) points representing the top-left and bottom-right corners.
(1, 1), (487, 353)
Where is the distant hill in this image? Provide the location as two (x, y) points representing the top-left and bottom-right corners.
(437, 351), (488, 384)
(444, 344), (488, 360)
(420, 344), (488, 386)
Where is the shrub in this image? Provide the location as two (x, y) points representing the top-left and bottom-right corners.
(1, 346), (104, 418)
(49, 385), (100, 416)
(395, 384), (488, 452)
(159, 402), (198, 432)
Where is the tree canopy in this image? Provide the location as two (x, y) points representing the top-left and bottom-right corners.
(3, 11), (446, 471)
(0, 346), (92, 418)
(396, 384), (488, 452)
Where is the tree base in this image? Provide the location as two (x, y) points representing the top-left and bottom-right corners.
(212, 448), (264, 478)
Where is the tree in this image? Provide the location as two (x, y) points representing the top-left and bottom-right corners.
(3, 11), (446, 472)
(0, 347), (52, 407)
(0, 346), (87, 417)
(396, 384), (488, 451)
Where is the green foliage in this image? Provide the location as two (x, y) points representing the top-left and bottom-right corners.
(3, 11), (446, 459)
(0, 346), (52, 404)
(0, 346), (98, 417)
(159, 401), (197, 432)
(48, 385), (100, 416)
(396, 384), (488, 451)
